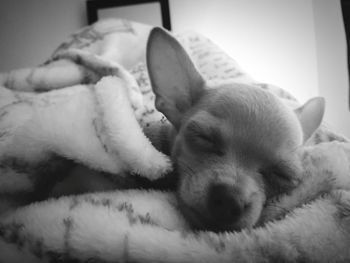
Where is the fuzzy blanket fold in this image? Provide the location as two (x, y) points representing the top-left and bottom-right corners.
(0, 19), (350, 262)
(1, 142), (350, 263)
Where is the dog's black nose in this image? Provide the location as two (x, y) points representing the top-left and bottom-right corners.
(208, 183), (244, 223)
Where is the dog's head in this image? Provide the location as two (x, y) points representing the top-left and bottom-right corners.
(147, 28), (325, 232)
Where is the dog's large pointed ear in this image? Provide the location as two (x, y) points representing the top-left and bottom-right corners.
(294, 97), (325, 142)
(147, 27), (205, 129)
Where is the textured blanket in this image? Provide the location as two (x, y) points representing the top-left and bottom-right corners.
(2, 142), (350, 263)
(0, 19), (349, 262)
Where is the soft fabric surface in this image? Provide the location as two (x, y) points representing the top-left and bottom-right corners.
(0, 19), (349, 262)
(1, 142), (350, 263)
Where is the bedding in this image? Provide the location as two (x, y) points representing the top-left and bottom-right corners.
(0, 19), (349, 262)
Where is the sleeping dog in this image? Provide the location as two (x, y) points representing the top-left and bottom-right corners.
(146, 28), (325, 232)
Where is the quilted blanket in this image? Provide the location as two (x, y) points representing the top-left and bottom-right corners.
(0, 19), (350, 262)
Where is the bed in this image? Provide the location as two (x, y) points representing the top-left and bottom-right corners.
(0, 18), (350, 262)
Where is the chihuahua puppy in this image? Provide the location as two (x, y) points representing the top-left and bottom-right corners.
(146, 28), (325, 232)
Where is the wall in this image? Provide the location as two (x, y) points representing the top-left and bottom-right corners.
(170, 0), (319, 104)
(0, 0), (86, 71)
(98, 2), (163, 27)
(0, 0), (319, 102)
(312, 0), (350, 137)
(0, 0), (348, 136)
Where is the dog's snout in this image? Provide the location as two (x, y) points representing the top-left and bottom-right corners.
(208, 183), (246, 223)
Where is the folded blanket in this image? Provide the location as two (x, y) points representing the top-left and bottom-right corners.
(1, 141), (350, 263)
(0, 41), (177, 212)
(0, 19), (349, 262)
(0, 64), (172, 213)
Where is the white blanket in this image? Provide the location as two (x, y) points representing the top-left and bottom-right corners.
(0, 19), (349, 263)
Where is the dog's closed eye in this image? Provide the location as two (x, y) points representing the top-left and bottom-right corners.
(185, 121), (224, 156)
(260, 163), (301, 195)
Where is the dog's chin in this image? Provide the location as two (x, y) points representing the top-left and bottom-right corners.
(177, 196), (257, 233)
